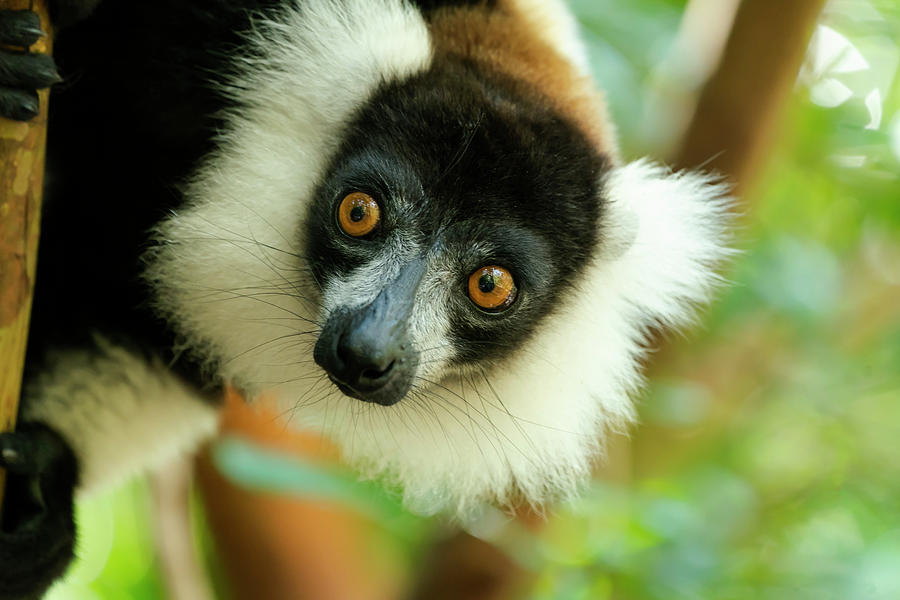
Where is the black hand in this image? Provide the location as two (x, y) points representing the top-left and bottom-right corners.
(0, 10), (59, 122)
(0, 423), (78, 600)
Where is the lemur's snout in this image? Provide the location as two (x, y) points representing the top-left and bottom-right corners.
(314, 259), (425, 406)
(314, 310), (416, 405)
(332, 325), (402, 393)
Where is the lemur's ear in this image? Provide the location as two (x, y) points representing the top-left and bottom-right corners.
(600, 159), (735, 328)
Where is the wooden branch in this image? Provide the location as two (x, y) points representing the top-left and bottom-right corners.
(673, 0), (826, 190)
(408, 530), (530, 600)
(0, 0), (52, 509)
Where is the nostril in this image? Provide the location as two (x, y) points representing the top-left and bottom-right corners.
(360, 360), (395, 382)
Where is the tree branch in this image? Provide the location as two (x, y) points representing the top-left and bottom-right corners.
(673, 0), (826, 190)
(0, 0), (52, 510)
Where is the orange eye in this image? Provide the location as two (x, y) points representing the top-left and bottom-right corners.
(337, 192), (381, 237)
(468, 266), (517, 312)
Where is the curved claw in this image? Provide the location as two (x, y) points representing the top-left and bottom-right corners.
(0, 10), (44, 47)
(0, 52), (60, 89)
(0, 86), (39, 120)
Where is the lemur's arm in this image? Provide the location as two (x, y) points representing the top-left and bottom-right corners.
(2, 0), (220, 494)
(1, 4), (220, 597)
(1, 337), (219, 598)
(20, 339), (220, 497)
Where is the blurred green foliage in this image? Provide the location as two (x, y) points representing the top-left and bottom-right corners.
(47, 1), (900, 598)
(45, 482), (163, 600)
(211, 437), (428, 542)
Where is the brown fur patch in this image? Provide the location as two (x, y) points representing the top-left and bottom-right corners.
(427, 1), (619, 160)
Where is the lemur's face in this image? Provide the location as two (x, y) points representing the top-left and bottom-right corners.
(306, 63), (606, 407)
(148, 0), (730, 514)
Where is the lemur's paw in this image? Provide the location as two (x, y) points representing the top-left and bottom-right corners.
(0, 424), (78, 600)
(0, 9), (59, 121)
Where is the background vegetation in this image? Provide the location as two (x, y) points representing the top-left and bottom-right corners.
(46, 0), (900, 598)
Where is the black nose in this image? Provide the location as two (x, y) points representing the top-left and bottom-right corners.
(333, 330), (400, 393)
(314, 320), (414, 405)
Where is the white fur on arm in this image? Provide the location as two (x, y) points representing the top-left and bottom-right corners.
(22, 339), (219, 496)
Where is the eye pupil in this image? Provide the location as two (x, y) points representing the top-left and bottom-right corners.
(478, 275), (495, 294)
(349, 206), (365, 222)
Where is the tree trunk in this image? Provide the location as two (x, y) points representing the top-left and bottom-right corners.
(673, 0), (826, 191)
(0, 0), (52, 510)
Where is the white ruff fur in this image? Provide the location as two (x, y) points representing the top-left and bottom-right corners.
(145, 1), (733, 515)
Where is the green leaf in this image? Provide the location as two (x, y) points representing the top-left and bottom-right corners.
(210, 436), (424, 537)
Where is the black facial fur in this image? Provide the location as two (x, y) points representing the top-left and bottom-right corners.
(306, 57), (610, 368)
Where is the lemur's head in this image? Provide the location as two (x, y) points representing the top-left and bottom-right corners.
(308, 58), (605, 409)
(148, 0), (731, 514)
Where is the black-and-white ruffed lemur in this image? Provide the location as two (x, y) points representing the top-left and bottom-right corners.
(0, 0), (732, 596)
